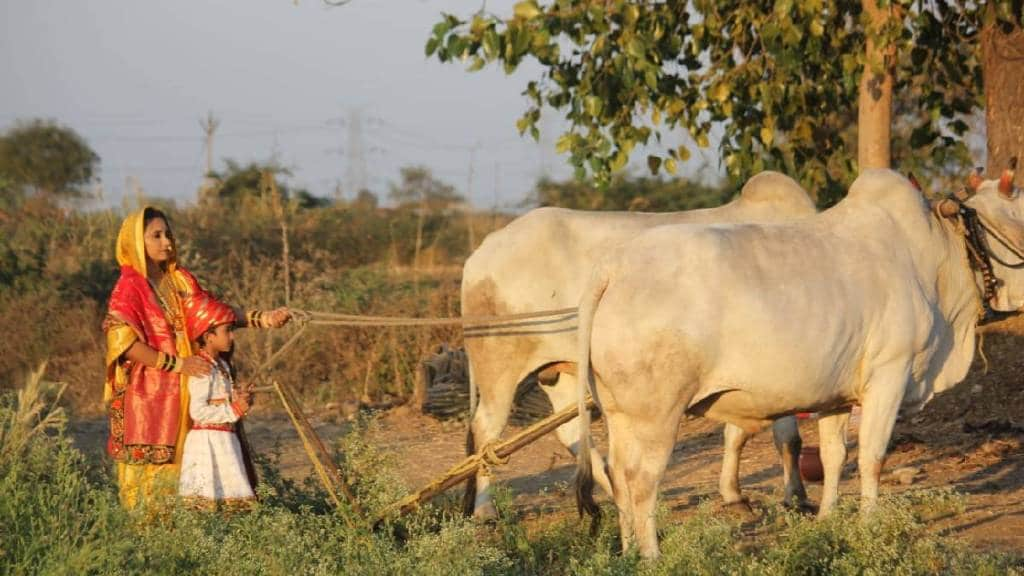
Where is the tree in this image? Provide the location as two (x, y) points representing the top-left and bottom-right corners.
(389, 166), (462, 270)
(428, 1), (1012, 204)
(0, 119), (99, 198)
(353, 188), (379, 211)
(534, 173), (731, 211)
(205, 159), (326, 208)
(981, 2), (1024, 182)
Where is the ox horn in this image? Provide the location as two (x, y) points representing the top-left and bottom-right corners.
(907, 172), (923, 192)
(967, 167), (983, 192)
(999, 157), (1018, 198)
(932, 198), (960, 218)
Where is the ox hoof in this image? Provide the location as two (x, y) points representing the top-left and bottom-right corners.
(783, 498), (818, 516)
(473, 502), (499, 521)
(718, 497), (757, 521)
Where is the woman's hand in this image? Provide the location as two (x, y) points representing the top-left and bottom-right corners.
(180, 356), (212, 377)
(265, 307), (291, 328)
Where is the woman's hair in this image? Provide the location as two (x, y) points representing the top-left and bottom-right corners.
(143, 207), (171, 233)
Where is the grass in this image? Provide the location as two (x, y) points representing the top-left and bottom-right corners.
(1, 370), (1022, 576)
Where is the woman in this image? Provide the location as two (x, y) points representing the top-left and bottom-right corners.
(103, 206), (289, 509)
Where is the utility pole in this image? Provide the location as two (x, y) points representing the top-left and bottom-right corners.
(199, 111), (220, 202)
(333, 179), (344, 204)
(346, 109), (368, 198)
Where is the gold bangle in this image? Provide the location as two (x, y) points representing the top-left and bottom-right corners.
(155, 351), (167, 371)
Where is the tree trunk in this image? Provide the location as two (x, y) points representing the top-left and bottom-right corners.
(857, 0), (894, 171)
(982, 7), (1024, 182)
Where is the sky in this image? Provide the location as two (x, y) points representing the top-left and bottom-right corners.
(0, 0), (726, 211)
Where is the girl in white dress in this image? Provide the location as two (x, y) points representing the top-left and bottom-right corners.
(178, 292), (255, 509)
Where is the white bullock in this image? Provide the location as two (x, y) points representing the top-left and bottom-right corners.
(575, 168), (1023, 558)
(461, 172), (817, 518)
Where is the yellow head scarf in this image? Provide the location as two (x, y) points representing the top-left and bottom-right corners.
(115, 206), (178, 276)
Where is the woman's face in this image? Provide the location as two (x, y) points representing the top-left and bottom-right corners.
(143, 217), (175, 266)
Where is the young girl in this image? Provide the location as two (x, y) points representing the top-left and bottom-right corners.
(178, 291), (255, 509)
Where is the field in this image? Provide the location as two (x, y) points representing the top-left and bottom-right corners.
(3, 199), (1024, 574)
(40, 313), (1023, 575)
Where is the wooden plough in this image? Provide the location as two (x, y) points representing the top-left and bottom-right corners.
(250, 307), (584, 525)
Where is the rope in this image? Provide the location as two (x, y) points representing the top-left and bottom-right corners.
(289, 307), (578, 328)
(478, 442), (511, 478)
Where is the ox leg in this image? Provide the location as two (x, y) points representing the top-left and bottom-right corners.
(543, 372), (614, 498)
(604, 413), (636, 553)
(467, 367), (521, 519)
(816, 411), (850, 517)
(772, 415), (808, 507)
(719, 423), (752, 506)
(605, 404), (682, 560)
(856, 370), (907, 513)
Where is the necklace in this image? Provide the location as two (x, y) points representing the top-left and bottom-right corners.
(147, 274), (185, 334)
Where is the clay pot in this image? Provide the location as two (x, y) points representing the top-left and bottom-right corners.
(799, 446), (824, 483)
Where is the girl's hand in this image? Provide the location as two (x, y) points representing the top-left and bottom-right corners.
(181, 356), (212, 377)
(233, 391), (252, 416)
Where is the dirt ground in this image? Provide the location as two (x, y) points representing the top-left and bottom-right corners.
(69, 316), (1024, 554)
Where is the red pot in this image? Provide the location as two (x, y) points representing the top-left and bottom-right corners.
(799, 445), (824, 483)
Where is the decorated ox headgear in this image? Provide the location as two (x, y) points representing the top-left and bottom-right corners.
(183, 291), (236, 342)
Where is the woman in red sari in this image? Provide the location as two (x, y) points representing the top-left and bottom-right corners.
(103, 206), (289, 508)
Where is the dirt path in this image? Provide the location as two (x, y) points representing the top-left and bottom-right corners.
(69, 401), (1023, 552)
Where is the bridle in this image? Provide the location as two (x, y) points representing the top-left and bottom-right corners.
(935, 195), (1024, 324)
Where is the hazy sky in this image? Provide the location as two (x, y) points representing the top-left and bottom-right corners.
(1, 1), (726, 210)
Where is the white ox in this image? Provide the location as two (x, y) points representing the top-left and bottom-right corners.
(461, 171), (817, 518)
(575, 168), (1024, 558)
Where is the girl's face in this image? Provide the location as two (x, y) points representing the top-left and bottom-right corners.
(143, 217), (175, 267)
(204, 323), (235, 355)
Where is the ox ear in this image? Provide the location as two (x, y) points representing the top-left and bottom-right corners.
(967, 167), (984, 192)
(999, 157), (1018, 199)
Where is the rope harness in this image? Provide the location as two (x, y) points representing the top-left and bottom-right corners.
(946, 200), (1024, 325)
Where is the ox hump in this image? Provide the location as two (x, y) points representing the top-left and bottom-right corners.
(846, 169), (921, 206)
(735, 171), (816, 213)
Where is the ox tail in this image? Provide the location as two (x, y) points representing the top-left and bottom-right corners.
(575, 268), (607, 535)
(462, 362), (478, 516)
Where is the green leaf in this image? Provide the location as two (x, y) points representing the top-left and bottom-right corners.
(467, 56), (486, 72)
(425, 37), (440, 56)
(555, 134), (574, 154)
(513, 0), (541, 20)
(711, 82), (731, 103)
(646, 155), (662, 174)
(516, 116), (531, 135)
(483, 30), (500, 60)
(664, 157), (678, 174)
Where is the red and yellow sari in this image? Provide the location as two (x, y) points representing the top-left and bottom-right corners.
(104, 207), (205, 508)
